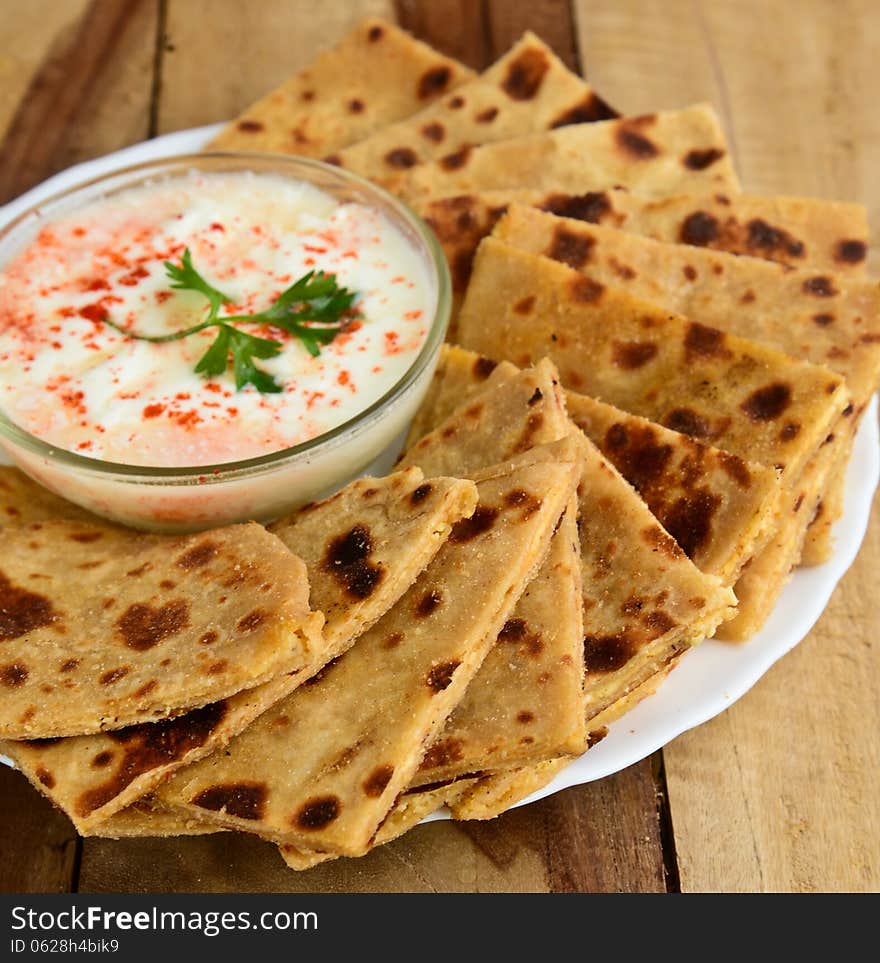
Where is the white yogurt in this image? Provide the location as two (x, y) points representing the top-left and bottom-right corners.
(0, 167), (443, 530)
(0, 171), (432, 466)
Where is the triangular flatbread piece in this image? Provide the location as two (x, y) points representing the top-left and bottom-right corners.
(408, 345), (782, 587)
(492, 204), (880, 562)
(388, 104), (740, 205)
(0, 520), (324, 739)
(3, 469), (476, 831)
(333, 32), (616, 182)
(207, 17), (474, 157)
(417, 187), (870, 306)
(457, 237), (848, 484)
(156, 439), (580, 856)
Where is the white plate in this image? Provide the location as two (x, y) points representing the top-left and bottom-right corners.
(1, 128), (878, 819)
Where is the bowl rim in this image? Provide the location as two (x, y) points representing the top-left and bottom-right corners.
(0, 151), (451, 481)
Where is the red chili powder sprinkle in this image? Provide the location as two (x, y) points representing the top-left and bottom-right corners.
(143, 404), (165, 418)
(174, 411), (202, 428)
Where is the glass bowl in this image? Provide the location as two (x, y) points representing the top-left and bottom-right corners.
(0, 153), (450, 532)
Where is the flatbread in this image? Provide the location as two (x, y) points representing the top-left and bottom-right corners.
(156, 439), (580, 856)
(493, 205), (880, 558)
(449, 663), (677, 821)
(404, 355), (735, 779)
(416, 186), (870, 310)
(718, 440), (838, 640)
(410, 499), (585, 786)
(398, 363), (585, 783)
(0, 520), (324, 739)
(388, 104), (741, 207)
(2, 469), (477, 830)
(457, 237), (849, 485)
(398, 357), (570, 477)
(207, 17), (474, 156)
(493, 206), (880, 413)
(279, 779), (479, 871)
(332, 32), (616, 181)
(407, 346), (782, 587)
(85, 797), (222, 839)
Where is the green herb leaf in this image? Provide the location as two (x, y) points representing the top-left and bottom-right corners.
(194, 324), (284, 393)
(96, 250), (359, 393)
(164, 248), (232, 315)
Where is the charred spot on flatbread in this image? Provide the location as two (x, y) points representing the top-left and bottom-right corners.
(616, 118), (660, 159)
(547, 226), (595, 268)
(680, 211), (720, 246)
(583, 633), (635, 673)
(551, 92), (619, 127)
(440, 145), (472, 171)
(746, 219), (805, 257)
(419, 737), (464, 770)
(426, 660), (460, 693)
(802, 275), (838, 297)
(295, 795), (341, 829)
(385, 147), (419, 169)
(834, 239), (867, 264)
(0, 662), (28, 687)
(421, 121), (445, 142)
(191, 781), (267, 820)
(683, 147), (726, 169)
(322, 525), (385, 600)
(476, 106), (499, 124)
(176, 540), (220, 569)
(418, 65), (453, 100)
(416, 590), (443, 618)
(0, 571), (59, 640)
(740, 382), (792, 421)
(363, 765), (395, 797)
(115, 600), (191, 651)
(73, 701), (228, 817)
(662, 489), (723, 558)
(449, 505), (499, 542)
(684, 322), (731, 361)
(502, 48), (550, 100)
(613, 341), (658, 369)
(541, 191), (613, 224)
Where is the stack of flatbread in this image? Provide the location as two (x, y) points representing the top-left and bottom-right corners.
(4, 16), (877, 868)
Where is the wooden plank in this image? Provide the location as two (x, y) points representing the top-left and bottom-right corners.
(0, 0), (159, 204)
(0, 1), (161, 893)
(79, 772), (664, 893)
(394, 0), (489, 69)
(158, 0), (393, 133)
(395, 0), (580, 70)
(0, 767), (79, 894)
(486, 0), (580, 70)
(574, 0), (880, 892)
(0, 0), (90, 141)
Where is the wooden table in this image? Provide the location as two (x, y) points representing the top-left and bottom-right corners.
(0, 0), (878, 894)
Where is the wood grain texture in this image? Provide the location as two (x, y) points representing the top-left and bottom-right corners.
(0, 0), (158, 205)
(0, 766), (79, 894)
(158, 0), (393, 133)
(395, 0), (579, 69)
(574, 0), (880, 892)
(0, 0), (90, 141)
(78, 773), (665, 893)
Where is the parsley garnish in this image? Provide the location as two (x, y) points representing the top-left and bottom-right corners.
(104, 249), (359, 393)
